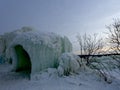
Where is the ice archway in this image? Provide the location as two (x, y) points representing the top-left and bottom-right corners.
(14, 45), (31, 74)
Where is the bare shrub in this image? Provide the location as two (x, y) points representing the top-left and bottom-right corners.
(76, 33), (104, 65)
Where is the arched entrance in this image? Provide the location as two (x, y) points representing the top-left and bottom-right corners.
(14, 45), (31, 76)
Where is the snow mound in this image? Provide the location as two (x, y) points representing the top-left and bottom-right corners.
(57, 53), (81, 76)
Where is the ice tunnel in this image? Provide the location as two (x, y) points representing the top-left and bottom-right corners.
(14, 45), (31, 74)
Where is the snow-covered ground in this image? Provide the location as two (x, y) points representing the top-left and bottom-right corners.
(0, 64), (120, 90)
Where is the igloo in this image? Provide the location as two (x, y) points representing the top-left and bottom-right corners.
(6, 30), (72, 78)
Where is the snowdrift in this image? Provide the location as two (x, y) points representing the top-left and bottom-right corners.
(4, 27), (72, 77)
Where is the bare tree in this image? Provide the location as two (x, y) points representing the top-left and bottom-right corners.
(77, 33), (104, 65)
(106, 19), (120, 68)
(106, 19), (120, 54)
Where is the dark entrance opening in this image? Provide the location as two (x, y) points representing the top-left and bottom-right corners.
(14, 45), (31, 78)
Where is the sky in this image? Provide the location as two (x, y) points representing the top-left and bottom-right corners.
(0, 0), (120, 52)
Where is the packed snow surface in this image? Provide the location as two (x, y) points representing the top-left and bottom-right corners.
(0, 64), (120, 90)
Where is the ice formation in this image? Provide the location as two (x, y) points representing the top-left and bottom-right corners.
(0, 27), (34, 59)
(57, 53), (81, 76)
(5, 27), (72, 77)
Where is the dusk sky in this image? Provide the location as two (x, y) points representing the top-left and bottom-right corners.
(1, 0), (120, 52)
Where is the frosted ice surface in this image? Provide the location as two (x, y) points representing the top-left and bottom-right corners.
(58, 53), (81, 76)
(4, 27), (72, 77)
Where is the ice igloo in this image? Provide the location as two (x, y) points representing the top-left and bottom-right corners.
(7, 31), (72, 77)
